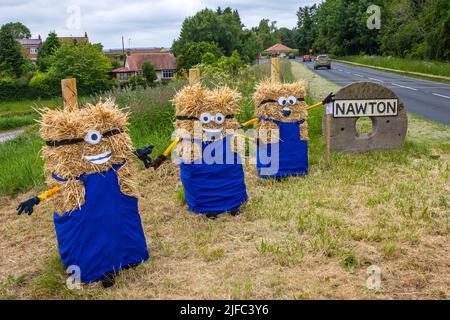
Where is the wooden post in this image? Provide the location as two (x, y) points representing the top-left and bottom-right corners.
(61, 78), (78, 111)
(325, 113), (331, 169)
(189, 68), (201, 85)
(271, 57), (281, 83)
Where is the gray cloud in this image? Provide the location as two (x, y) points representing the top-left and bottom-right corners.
(0, 0), (320, 49)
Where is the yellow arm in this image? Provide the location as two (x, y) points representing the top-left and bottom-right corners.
(37, 186), (61, 201)
(163, 137), (181, 157)
(306, 101), (324, 111)
(241, 118), (260, 128)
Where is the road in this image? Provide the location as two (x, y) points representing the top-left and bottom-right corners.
(0, 129), (24, 143)
(298, 60), (450, 125)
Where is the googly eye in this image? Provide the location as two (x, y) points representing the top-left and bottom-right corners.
(214, 113), (225, 124)
(85, 130), (102, 145)
(200, 113), (212, 124)
(288, 96), (297, 105)
(278, 97), (288, 106)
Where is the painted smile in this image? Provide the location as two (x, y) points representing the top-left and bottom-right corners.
(203, 128), (223, 140)
(84, 151), (112, 165)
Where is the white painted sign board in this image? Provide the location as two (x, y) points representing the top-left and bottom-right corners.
(333, 99), (399, 118)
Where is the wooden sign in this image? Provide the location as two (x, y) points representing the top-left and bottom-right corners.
(322, 82), (408, 153)
(333, 99), (399, 117)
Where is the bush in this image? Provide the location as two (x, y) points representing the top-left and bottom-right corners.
(0, 77), (17, 100)
(29, 73), (59, 98)
(201, 52), (217, 65)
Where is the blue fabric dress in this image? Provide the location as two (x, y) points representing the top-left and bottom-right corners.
(52, 162), (149, 283)
(256, 117), (308, 178)
(179, 135), (248, 214)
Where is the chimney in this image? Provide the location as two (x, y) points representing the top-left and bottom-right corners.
(84, 32), (88, 38)
(38, 34), (41, 40)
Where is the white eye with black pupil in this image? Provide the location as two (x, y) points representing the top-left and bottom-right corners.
(200, 113), (212, 124)
(85, 130), (102, 145)
(278, 97), (288, 106)
(288, 96), (297, 105)
(215, 113), (225, 124)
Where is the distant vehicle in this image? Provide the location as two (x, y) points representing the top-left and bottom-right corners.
(288, 53), (296, 59)
(314, 54), (331, 69)
(279, 53), (287, 59)
(302, 55), (312, 62)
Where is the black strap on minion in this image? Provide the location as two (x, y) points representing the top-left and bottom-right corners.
(45, 129), (124, 147)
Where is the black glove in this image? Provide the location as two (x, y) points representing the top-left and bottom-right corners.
(322, 92), (335, 105)
(17, 196), (40, 215)
(134, 145), (154, 168)
(149, 155), (167, 170)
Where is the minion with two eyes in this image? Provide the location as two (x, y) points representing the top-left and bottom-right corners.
(242, 80), (332, 179)
(150, 85), (248, 218)
(16, 100), (152, 287)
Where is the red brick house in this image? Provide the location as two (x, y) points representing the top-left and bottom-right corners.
(112, 53), (176, 81)
(17, 36), (42, 62)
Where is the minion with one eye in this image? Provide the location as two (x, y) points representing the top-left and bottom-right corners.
(241, 80), (332, 179)
(150, 85), (248, 218)
(16, 99), (152, 288)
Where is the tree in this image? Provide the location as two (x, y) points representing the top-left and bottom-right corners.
(1, 22), (31, 39)
(175, 41), (222, 71)
(37, 31), (60, 72)
(141, 61), (157, 84)
(0, 25), (25, 77)
(172, 7), (258, 65)
(47, 42), (113, 94)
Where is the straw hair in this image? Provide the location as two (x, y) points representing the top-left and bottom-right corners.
(253, 80), (309, 142)
(173, 85), (241, 161)
(40, 99), (138, 214)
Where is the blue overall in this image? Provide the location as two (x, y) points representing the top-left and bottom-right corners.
(179, 136), (248, 214)
(256, 117), (308, 178)
(52, 162), (149, 283)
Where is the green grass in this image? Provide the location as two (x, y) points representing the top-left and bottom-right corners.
(338, 55), (450, 78)
(0, 127), (44, 195)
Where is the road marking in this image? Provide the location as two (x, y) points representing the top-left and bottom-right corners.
(392, 83), (418, 91)
(369, 77), (383, 82)
(345, 71), (351, 74)
(337, 69), (343, 71)
(432, 93), (450, 99)
(354, 73), (364, 77)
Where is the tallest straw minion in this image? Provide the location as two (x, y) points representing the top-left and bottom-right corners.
(16, 97), (150, 288)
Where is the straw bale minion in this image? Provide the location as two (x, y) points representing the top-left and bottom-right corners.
(244, 80), (309, 178)
(17, 99), (150, 287)
(151, 84), (248, 218)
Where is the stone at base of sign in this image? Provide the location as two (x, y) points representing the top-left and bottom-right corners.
(322, 82), (407, 153)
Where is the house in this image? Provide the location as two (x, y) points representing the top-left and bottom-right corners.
(16, 36), (42, 62)
(111, 53), (176, 81)
(58, 32), (89, 44)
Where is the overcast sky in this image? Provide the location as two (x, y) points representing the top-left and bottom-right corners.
(0, 0), (321, 49)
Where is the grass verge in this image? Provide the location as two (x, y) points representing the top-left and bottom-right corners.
(337, 55), (450, 82)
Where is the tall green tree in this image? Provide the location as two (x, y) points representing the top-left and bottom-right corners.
(0, 25), (25, 77)
(37, 31), (60, 72)
(174, 41), (222, 71)
(1, 22), (31, 39)
(47, 42), (113, 94)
